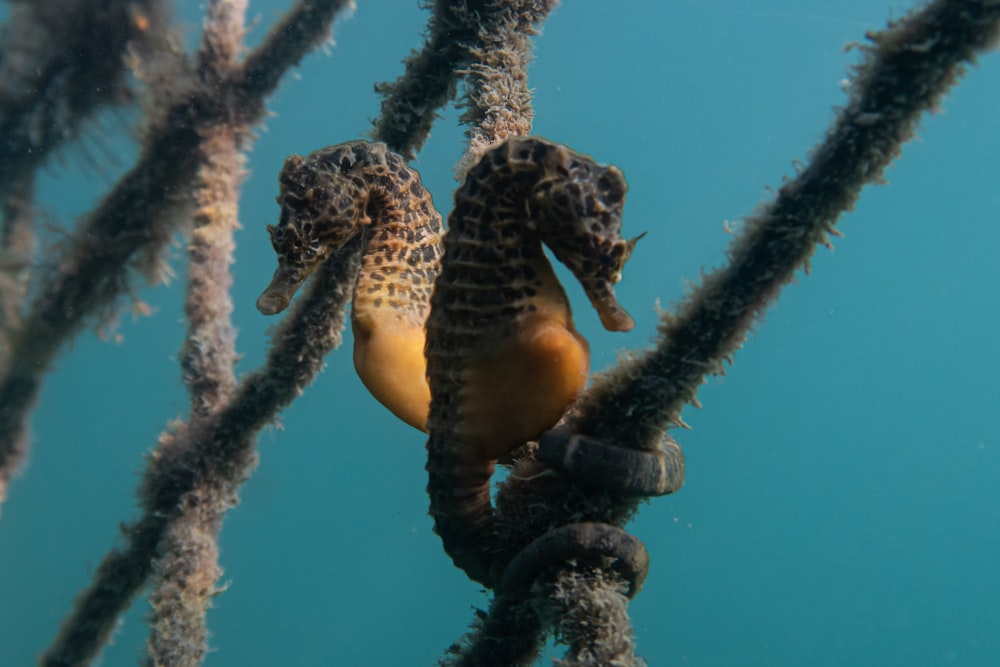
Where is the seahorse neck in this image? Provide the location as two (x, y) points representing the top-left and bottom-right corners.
(352, 169), (442, 330)
(443, 165), (569, 323)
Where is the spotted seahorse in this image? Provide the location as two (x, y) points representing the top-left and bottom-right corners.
(256, 141), (443, 431)
(425, 136), (639, 585)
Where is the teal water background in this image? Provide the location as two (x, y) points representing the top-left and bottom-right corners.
(1, 1), (999, 664)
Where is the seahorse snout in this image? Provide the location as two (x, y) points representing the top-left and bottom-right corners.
(590, 287), (635, 332)
(256, 263), (304, 315)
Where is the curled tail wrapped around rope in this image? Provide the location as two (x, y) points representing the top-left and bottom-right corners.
(424, 136), (640, 585)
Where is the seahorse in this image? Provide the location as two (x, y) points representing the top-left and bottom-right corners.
(424, 136), (639, 585)
(256, 141), (443, 431)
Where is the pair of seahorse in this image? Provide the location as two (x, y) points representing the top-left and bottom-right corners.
(257, 136), (639, 584)
(257, 136), (636, 441)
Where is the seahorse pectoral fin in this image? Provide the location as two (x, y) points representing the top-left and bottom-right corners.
(256, 262), (305, 315)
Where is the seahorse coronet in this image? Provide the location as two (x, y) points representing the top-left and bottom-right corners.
(258, 140), (443, 431)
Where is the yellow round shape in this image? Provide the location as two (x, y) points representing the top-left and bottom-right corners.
(352, 320), (431, 432)
(458, 320), (590, 461)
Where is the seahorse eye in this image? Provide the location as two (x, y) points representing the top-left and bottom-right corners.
(596, 167), (627, 204)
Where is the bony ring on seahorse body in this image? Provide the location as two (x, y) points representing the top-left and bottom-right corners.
(256, 141), (443, 432)
(424, 136), (642, 585)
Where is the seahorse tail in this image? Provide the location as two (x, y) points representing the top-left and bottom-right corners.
(537, 424), (686, 497)
(425, 435), (498, 586)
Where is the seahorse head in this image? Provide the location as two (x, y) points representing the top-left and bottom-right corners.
(256, 144), (381, 315)
(527, 141), (639, 332)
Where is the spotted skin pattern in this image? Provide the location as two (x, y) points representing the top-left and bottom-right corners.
(424, 136), (639, 584)
(257, 141), (443, 431)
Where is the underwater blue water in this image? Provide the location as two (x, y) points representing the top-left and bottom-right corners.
(1, 1), (999, 664)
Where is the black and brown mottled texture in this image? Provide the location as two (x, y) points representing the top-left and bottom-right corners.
(258, 141), (443, 430)
(425, 135), (639, 586)
(19, 1), (1000, 665)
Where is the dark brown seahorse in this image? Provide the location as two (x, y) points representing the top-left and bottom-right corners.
(425, 136), (639, 585)
(256, 141), (443, 431)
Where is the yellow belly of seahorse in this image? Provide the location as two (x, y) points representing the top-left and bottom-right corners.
(456, 312), (590, 461)
(352, 318), (431, 431)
